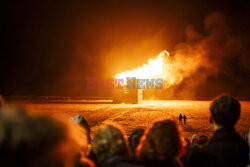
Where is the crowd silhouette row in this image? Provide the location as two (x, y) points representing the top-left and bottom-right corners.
(0, 95), (249, 167)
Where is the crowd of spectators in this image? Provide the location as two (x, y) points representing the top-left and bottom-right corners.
(0, 95), (249, 167)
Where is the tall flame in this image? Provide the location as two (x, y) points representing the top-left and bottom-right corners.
(115, 50), (169, 81)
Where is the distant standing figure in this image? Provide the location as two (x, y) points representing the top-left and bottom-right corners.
(183, 115), (187, 125)
(179, 114), (182, 125)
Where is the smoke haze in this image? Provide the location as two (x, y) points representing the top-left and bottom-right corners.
(157, 12), (250, 99)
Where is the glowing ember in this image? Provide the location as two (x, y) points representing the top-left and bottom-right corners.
(115, 50), (169, 81)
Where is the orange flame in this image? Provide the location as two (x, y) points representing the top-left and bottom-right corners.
(115, 50), (169, 81)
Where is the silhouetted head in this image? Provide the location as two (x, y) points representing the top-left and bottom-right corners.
(92, 125), (129, 164)
(70, 115), (90, 133)
(69, 115), (91, 144)
(184, 138), (191, 147)
(192, 134), (198, 144)
(136, 119), (184, 162)
(198, 135), (208, 146)
(0, 107), (79, 167)
(210, 95), (240, 128)
(128, 128), (144, 155)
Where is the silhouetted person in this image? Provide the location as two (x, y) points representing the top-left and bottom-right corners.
(92, 124), (131, 167)
(183, 115), (187, 125)
(184, 138), (191, 149)
(136, 119), (184, 167)
(68, 115), (94, 167)
(189, 95), (249, 167)
(70, 114), (91, 143)
(198, 135), (208, 146)
(179, 114), (182, 125)
(128, 128), (144, 156)
(181, 138), (191, 165)
(191, 134), (198, 145)
(0, 107), (92, 167)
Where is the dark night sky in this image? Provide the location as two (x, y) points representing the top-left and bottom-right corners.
(1, 0), (250, 99)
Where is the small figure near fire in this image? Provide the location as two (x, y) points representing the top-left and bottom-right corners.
(183, 115), (187, 125)
(179, 113), (183, 125)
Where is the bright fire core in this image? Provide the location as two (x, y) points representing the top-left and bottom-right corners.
(115, 50), (169, 81)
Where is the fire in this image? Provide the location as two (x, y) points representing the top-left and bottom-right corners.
(115, 50), (169, 81)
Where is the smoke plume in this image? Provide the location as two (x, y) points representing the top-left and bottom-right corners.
(161, 12), (250, 99)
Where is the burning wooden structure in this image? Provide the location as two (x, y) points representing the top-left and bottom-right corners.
(112, 85), (143, 104)
(113, 50), (169, 104)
